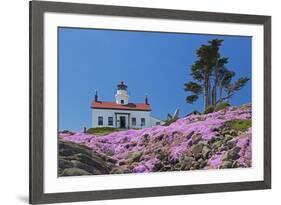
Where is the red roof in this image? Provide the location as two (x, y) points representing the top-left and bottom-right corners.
(91, 101), (151, 111)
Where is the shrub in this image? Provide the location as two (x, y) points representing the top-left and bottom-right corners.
(204, 106), (214, 114)
(87, 127), (121, 136)
(227, 119), (252, 132)
(163, 118), (178, 126)
(215, 102), (230, 111)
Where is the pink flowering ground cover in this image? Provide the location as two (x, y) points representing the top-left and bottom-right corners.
(59, 104), (252, 174)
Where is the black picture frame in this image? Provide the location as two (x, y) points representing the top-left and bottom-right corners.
(29, 0), (271, 204)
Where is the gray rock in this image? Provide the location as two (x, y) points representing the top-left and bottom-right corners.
(227, 147), (241, 160)
(220, 160), (233, 168)
(164, 164), (172, 170)
(131, 152), (143, 162)
(61, 168), (91, 176)
(224, 134), (233, 142)
(229, 129), (238, 136)
(105, 156), (117, 164)
(212, 140), (222, 149)
(163, 164), (172, 171)
(208, 137), (216, 144)
(237, 131), (243, 136)
(192, 133), (202, 144)
(199, 160), (208, 168)
(191, 143), (203, 155)
(218, 146), (228, 152)
(153, 161), (164, 171)
(226, 139), (237, 149)
(232, 160), (239, 168)
(222, 147), (241, 161)
(59, 140), (115, 175)
(58, 168), (63, 175)
(71, 160), (95, 173)
(118, 160), (126, 166)
(221, 152), (228, 161)
(58, 158), (73, 169)
(202, 146), (212, 159)
(110, 167), (131, 174)
(59, 141), (92, 156)
(92, 169), (103, 175)
(191, 161), (200, 169)
(156, 151), (168, 161)
(215, 136), (224, 141)
(180, 156), (193, 170)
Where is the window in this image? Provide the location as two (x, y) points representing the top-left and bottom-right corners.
(98, 116), (103, 125)
(108, 117), (113, 126)
(156, 122), (161, 125)
(120, 99), (124, 104)
(131, 117), (136, 126)
(141, 118), (145, 126)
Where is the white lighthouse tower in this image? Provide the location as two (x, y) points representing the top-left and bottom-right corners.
(115, 81), (129, 105)
(91, 81), (164, 129)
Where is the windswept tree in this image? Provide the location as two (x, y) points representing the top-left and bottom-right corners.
(223, 77), (250, 102)
(184, 38), (250, 112)
(184, 44), (215, 109)
(217, 67), (235, 103)
(208, 39), (223, 108)
(184, 81), (202, 104)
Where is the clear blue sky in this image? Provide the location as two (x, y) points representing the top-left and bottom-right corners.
(59, 27), (252, 131)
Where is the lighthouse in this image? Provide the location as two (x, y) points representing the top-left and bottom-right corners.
(115, 81), (129, 105)
(91, 81), (164, 129)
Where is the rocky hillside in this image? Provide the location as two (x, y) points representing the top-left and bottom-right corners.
(58, 140), (117, 176)
(59, 104), (252, 175)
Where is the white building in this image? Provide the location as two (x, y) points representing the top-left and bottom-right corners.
(91, 81), (163, 129)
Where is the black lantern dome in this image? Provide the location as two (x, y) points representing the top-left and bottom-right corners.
(117, 81), (128, 90)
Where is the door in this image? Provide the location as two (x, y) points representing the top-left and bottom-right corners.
(119, 116), (126, 128)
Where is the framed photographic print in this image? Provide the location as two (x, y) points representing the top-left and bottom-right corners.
(29, 0), (271, 204)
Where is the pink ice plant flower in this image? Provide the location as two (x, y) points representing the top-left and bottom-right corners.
(60, 104), (252, 172)
(207, 153), (223, 169)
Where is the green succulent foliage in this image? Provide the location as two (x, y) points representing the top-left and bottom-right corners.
(226, 119), (252, 132)
(87, 127), (122, 136)
(204, 106), (215, 114)
(215, 102), (230, 111)
(163, 118), (178, 126)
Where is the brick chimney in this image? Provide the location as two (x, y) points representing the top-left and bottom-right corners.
(145, 94), (149, 105)
(94, 90), (98, 102)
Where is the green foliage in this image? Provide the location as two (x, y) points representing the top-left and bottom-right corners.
(184, 82), (202, 94)
(164, 109), (180, 126)
(225, 77), (250, 96)
(184, 80), (203, 105)
(227, 119), (252, 132)
(215, 102), (230, 111)
(163, 117), (178, 126)
(184, 81), (202, 104)
(204, 106), (214, 114)
(87, 127), (122, 136)
(186, 95), (199, 104)
(184, 38), (250, 112)
(219, 68), (235, 87)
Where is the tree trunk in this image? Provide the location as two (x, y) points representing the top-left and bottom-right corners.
(204, 75), (208, 110)
(212, 81), (217, 108)
(219, 82), (223, 104)
(211, 85), (215, 106)
(212, 58), (219, 108)
(208, 78), (211, 107)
